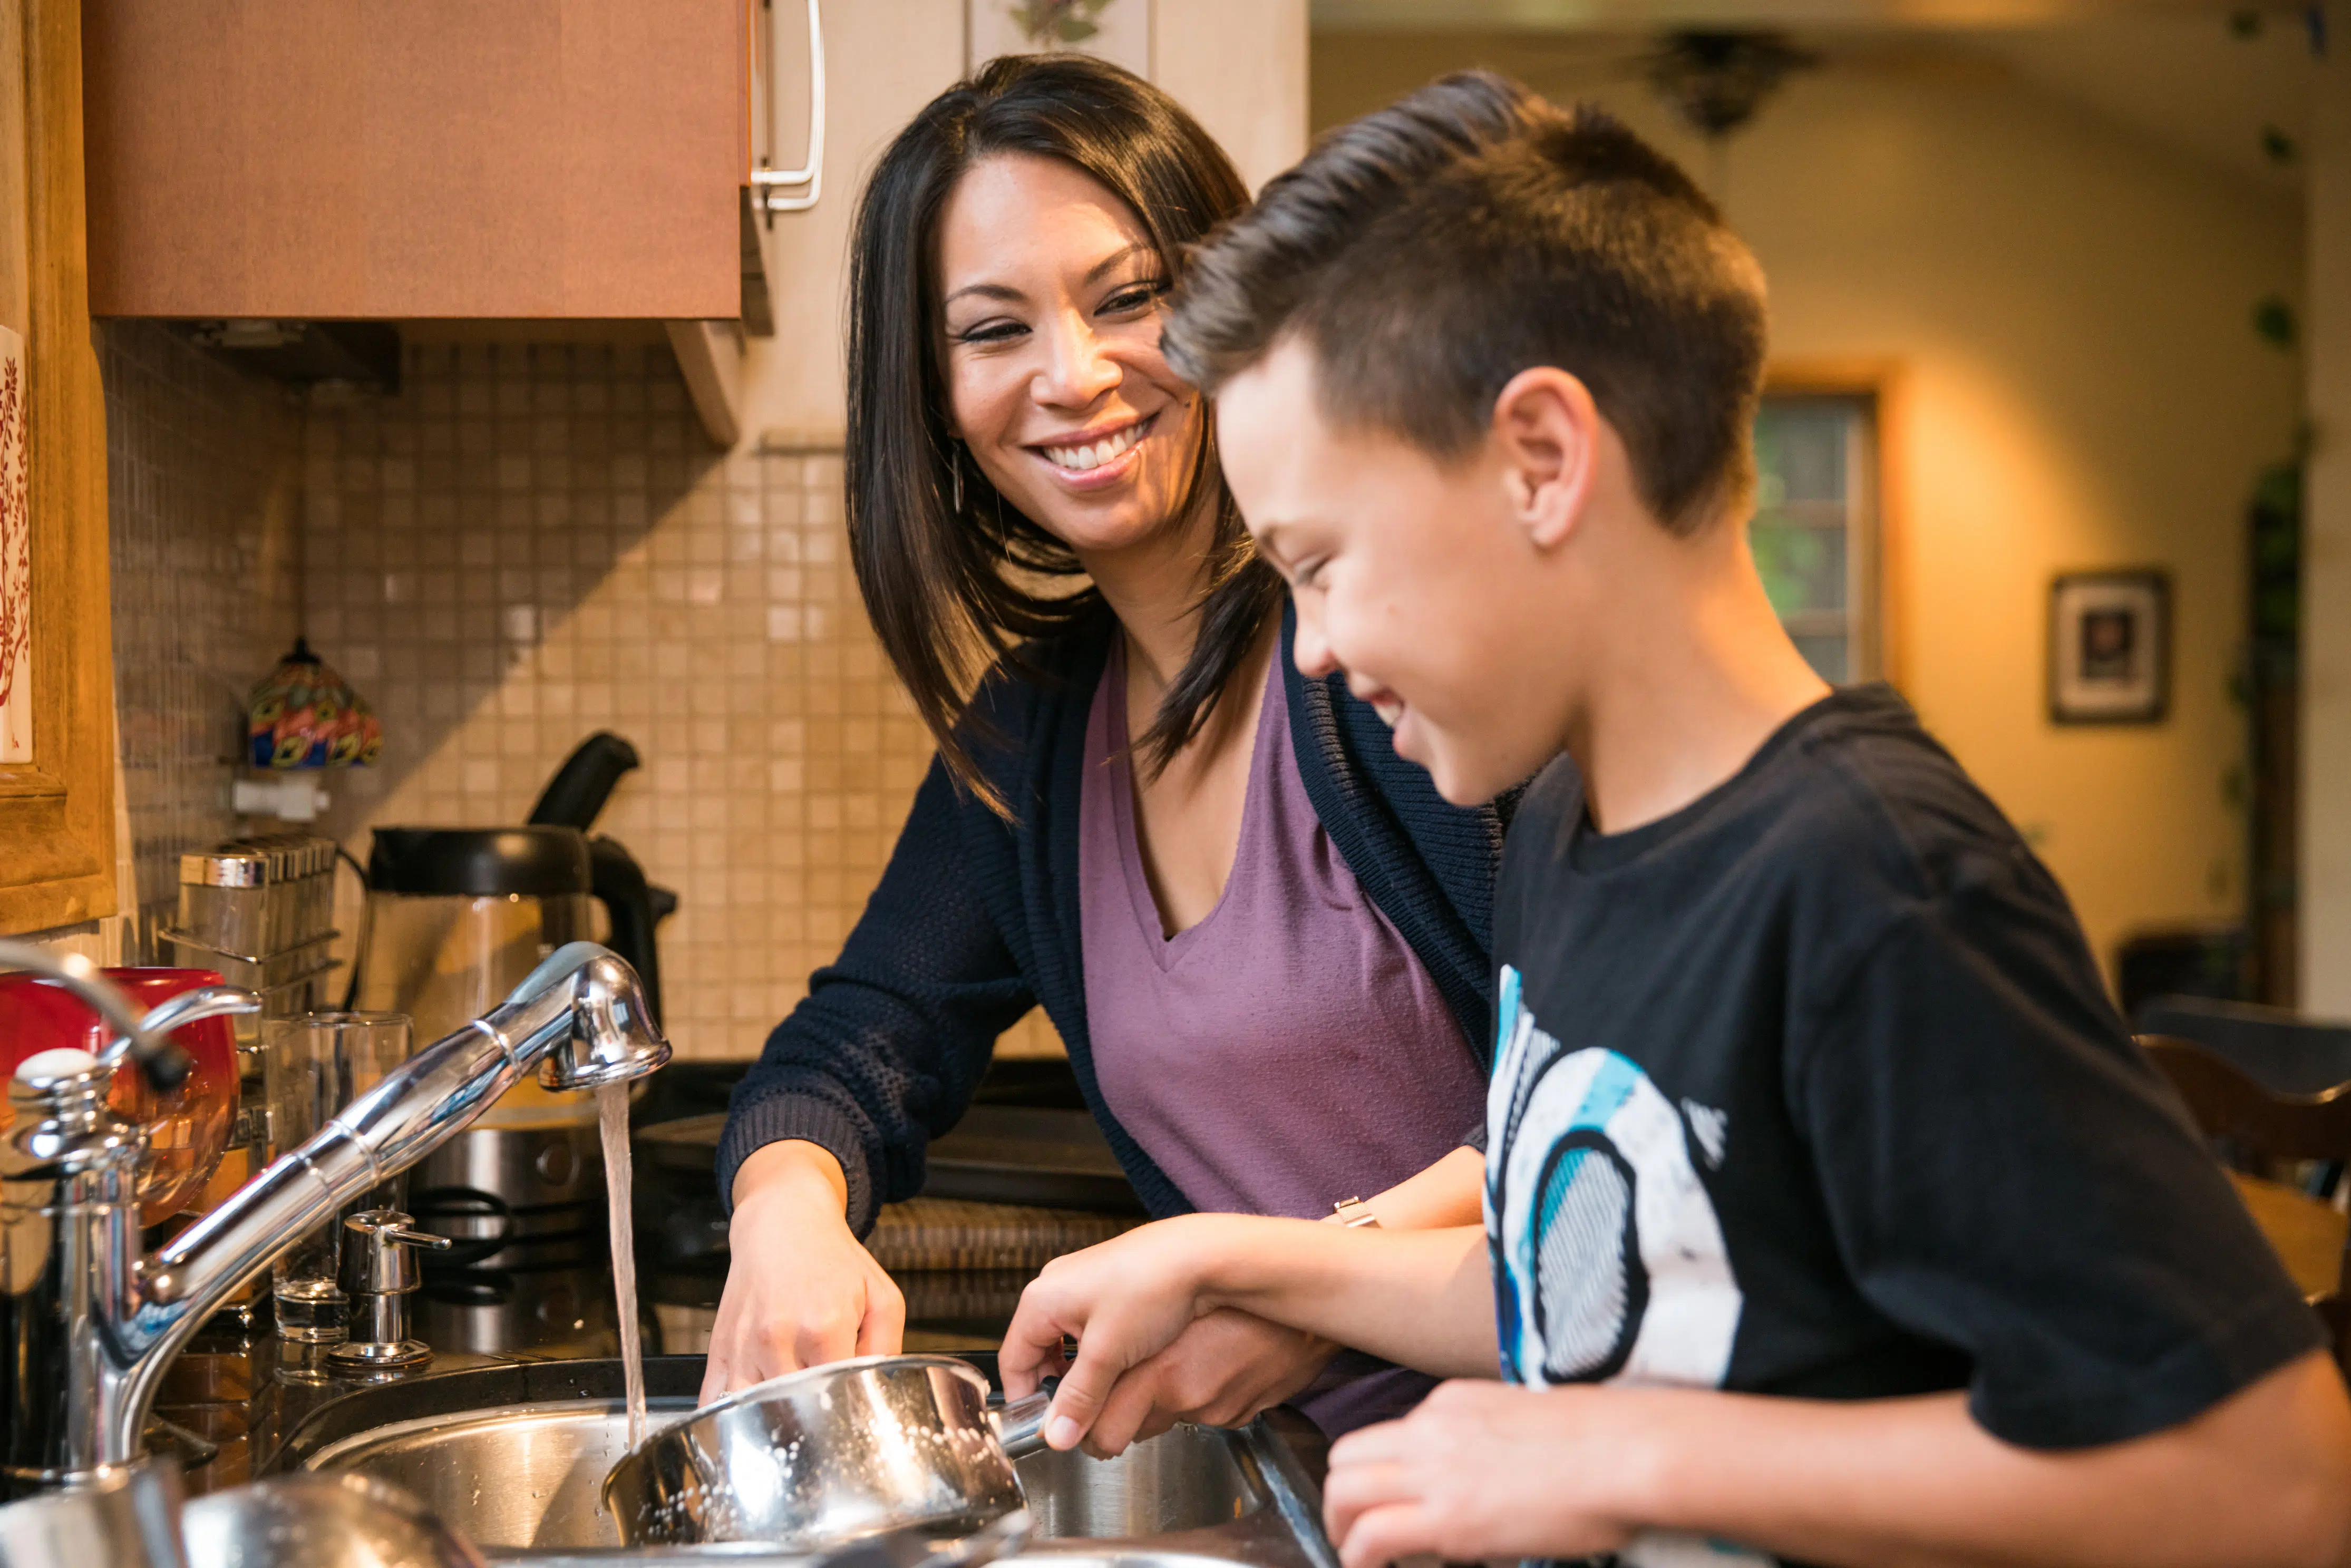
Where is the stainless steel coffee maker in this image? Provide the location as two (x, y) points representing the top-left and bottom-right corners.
(352, 734), (673, 1272)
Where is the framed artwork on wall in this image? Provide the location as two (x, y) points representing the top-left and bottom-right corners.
(2049, 569), (2170, 725)
(0, 324), (25, 765)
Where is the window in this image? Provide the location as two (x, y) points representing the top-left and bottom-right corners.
(1750, 393), (1881, 685)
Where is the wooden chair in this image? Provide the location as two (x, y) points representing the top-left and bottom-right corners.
(2137, 996), (2351, 1098)
(2140, 1035), (2351, 1372)
(2141, 998), (2351, 1200)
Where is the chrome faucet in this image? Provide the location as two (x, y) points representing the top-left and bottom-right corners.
(0, 940), (671, 1494)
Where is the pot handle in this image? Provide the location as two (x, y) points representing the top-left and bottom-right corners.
(991, 1377), (1058, 1458)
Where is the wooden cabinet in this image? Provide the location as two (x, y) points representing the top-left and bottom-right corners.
(736, 0), (1308, 446)
(0, 0), (118, 934)
(80, 1), (745, 319)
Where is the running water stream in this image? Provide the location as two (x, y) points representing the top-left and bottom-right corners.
(599, 1082), (647, 1450)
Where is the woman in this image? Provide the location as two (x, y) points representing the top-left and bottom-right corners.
(706, 54), (1505, 1440)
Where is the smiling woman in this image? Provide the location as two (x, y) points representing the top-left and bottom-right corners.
(843, 56), (1272, 807)
(707, 55), (1512, 1452)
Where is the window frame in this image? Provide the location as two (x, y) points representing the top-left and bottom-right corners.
(1758, 361), (1903, 688)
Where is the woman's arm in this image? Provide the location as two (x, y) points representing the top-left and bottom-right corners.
(1344, 1143), (1484, 1229)
(1323, 1350), (2351, 1568)
(1001, 1214), (1496, 1450)
(718, 763), (1034, 1232)
(706, 759), (1035, 1401)
(704, 1142), (908, 1403)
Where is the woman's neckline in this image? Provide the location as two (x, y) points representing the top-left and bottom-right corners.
(1105, 630), (1284, 955)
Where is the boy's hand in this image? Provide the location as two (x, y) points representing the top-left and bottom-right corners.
(1323, 1381), (1649, 1568)
(1070, 1308), (1335, 1456)
(1001, 1216), (1233, 1451)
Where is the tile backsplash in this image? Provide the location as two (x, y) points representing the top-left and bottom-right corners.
(104, 322), (305, 947)
(298, 339), (1054, 1061)
(36, 332), (1057, 1064)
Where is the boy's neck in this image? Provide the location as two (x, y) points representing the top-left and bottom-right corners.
(1562, 510), (1831, 838)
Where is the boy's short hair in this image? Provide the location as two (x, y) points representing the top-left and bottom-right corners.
(1165, 72), (1769, 533)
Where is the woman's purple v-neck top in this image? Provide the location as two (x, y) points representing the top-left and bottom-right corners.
(1079, 637), (1485, 1222)
(1079, 641), (1485, 1435)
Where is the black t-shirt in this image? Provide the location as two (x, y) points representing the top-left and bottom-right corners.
(1487, 686), (2318, 1546)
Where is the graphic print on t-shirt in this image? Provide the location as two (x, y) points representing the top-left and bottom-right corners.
(1486, 965), (1764, 1568)
(1487, 965), (1744, 1388)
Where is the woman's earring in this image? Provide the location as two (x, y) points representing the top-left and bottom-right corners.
(950, 448), (966, 516)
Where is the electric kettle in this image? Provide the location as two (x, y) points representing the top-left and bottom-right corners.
(352, 733), (675, 1269)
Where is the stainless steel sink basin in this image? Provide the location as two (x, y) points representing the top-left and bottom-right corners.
(275, 1358), (1334, 1567)
(298, 1397), (669, 1550)
(299, 1399), (1265, 1550)
(1018, 1428), (1260, 1540)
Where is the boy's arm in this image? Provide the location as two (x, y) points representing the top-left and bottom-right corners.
(999, 1215), (1495, 1451)
(1028, 1145), (1494, 1456)
(1323, 1350), (2351, 1568)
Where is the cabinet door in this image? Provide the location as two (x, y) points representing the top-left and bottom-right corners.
(0, 0), (115, 934)
(82, 0), (743, 319)
(744, 0), (964, 442)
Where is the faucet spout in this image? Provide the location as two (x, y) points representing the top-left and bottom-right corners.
(7, 941), (668, 1483)
(528, 941), (671, 1094)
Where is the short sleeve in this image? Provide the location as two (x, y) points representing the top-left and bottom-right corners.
(1790, 876), (2323, 1449)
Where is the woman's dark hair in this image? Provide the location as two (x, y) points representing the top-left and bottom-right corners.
(847, 53), (1278, 811)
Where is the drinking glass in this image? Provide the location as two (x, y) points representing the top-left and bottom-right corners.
(264, 1011), (412, 1341)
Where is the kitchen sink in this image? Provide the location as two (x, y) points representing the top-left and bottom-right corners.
(298, 1398), (660, 1550)
(273, 1357), (1335, 1567)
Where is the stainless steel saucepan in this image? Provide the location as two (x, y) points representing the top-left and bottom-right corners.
(601, 1354), (1053, 1548)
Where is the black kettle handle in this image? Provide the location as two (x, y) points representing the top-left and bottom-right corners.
(529, 732), (640, 832)
(589, 835), (667, 1030)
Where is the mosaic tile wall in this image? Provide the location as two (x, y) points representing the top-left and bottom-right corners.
(101, 323), (306, 948)
(303, 340), (1058, 1062)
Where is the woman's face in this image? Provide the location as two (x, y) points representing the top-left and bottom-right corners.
(935, 153), (1204, 562)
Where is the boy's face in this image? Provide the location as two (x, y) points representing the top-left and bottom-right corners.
(1216, 337), (1578, 806)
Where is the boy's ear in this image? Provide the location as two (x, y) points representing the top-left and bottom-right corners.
(1491, 368), (1600, 552)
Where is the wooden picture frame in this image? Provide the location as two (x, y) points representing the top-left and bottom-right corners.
(0, 0), (116, 934)
(2049, 568), (2170, 726)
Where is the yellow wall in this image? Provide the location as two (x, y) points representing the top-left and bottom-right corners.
(1316, 34), (2305, 986)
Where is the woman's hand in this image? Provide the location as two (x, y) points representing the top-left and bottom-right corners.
(698, 1141), (907, 1405)
(1068, 1308), (1336, 1458)
(1322, 1380), (1645, 1568)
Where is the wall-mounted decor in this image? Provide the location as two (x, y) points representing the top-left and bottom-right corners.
(0, 0), (121, 934)
(247, 638), (382, 768)
(0, 324), (25, 764)
(2049, 568), (2170, 725)
(968, 0), (1149, 77)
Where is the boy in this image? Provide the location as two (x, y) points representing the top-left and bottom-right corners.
(998, 72), (2351, 1568)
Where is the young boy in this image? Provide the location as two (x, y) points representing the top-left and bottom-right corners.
(997, 72), (2351, 1568)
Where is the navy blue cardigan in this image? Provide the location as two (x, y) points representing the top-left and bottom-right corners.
(717, 600), (1509, 1232)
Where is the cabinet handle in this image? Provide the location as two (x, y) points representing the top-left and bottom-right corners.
(753, 0), (824, 219)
